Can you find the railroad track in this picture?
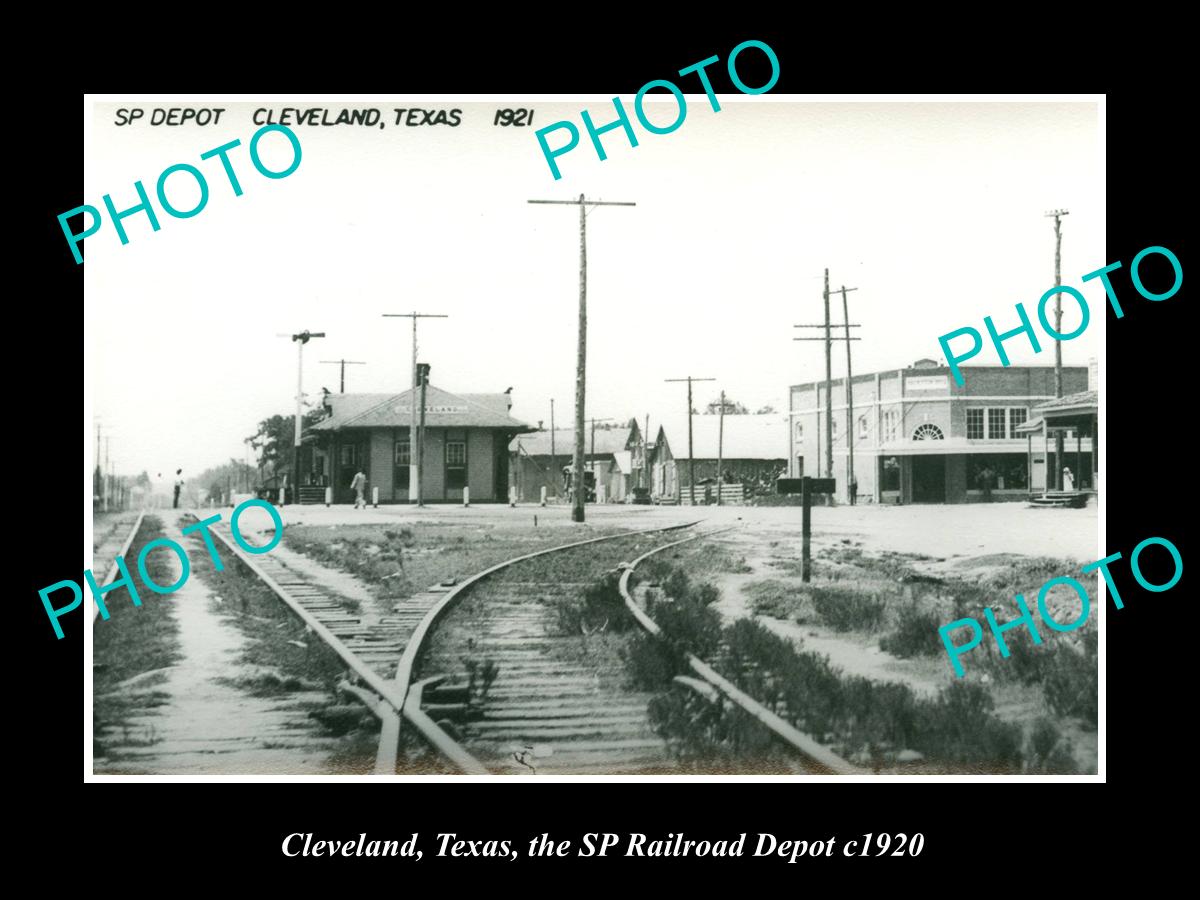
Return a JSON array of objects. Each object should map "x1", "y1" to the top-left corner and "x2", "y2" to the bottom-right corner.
[
  {"x1": 193, "y1": 512, "x2": 858, "y2": 776},
  {"x1": 191, "y1": 512, "x2": 702, "y2": 774},
  {"x1": 410, "y1": 528, "x2": 700, "y2": 775},
  {"x1": 92, "y1": 510, "x2": 146, "y2": 621}
]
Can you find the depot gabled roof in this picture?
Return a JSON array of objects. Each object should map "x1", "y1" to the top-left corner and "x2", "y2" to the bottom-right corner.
[{"x1": 311, "y1": 384, "x2": 534, "y2": 432}]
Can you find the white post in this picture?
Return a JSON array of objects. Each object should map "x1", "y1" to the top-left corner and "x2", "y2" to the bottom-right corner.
[
  {"x1": 280, "y1": 486, "x2": 287, "y2": 506},
  {"x1": 463, "y1": 486, "x2": 470, "y2": 507},
  {"x1": 509, "y1": 485, "x2": 517, "y2": 507},
  {"x1": 540, "y1": 486, "x2": 547, "y2": 507},
  {"x1": 372, "y1": 486, "x2": 379, "y2": 508},
  {"x1": 325, "y1": 486, "x2": 332, "y2": 507}
]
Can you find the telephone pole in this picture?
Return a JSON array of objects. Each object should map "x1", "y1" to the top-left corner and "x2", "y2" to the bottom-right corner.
[
  {"x1": 528, "y1": 194, "x2": 636, "y2": 523},
  {"x1": 416, "y1": 363, "x2": 431, "y2": 506},
  {"x1": 1045, "y1": 209, "x2": 1069, "y2": 491},
  {"x1": 835, "y1": 286, "x2": 859, "y2": 503},
  {"x1": 794, "y1": 271, "x2": 861, "y2": 486},
  {"x1": 383, "y1": 312, "x2": 448, "y2": 503},
  {"x1": 665, "y1": 376, "x2": 715, "y2": 505},
  {"x1": 716, "y1": 390, "x2": 725, "y2": 506},
  {"x1": 319, "y1": 359, "x2": 366, "y2": 394},
  {"x1": 281, "y1": 329, "x2": 325, "y2": 504},
  {"x1": 550, "y1": 398, "x2": 557, "y2": 498}
]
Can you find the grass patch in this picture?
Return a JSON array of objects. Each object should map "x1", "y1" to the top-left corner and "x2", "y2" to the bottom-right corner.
[
  {"x1": 745, "y1": 579, "x2": 805, "y2": 621},
  {"x1": 215, "y1": 673, "x2": 312, "y2": 697},
  {"x1": 551, "y1": 572, "x2": 635, "y2": 636},
  {"x1": 634, "y1": 562, "x2": 1086, "y2": 773},
  {"x1": 285, "y1": 522, "x2": 617, "y2": 600},
  {"x1": 879, "y1": 607, "x2": 945, "y2": 658},
  {"x1": 94, "y1": 516, "x2": 183, "y2": 760}
]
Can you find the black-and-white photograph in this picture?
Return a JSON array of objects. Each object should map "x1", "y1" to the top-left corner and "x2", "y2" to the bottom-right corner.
[{"x1": 84, "y1": 94, "x2": 1103, "y2": 778}]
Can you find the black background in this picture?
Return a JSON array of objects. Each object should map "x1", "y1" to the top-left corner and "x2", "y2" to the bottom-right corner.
[{"x1": 22, "y1": 25, "x2": 1183, "y2": 883}]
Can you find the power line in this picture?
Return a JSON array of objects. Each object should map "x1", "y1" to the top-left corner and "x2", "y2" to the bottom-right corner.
[{"x1": 319, "y1": 359, "x2": 366, "y2": 394}]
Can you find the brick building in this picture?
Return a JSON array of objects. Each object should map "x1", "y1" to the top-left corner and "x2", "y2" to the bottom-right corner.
[{"x1": 788, "y1": 359, "x2": 1094, "y2": 504}]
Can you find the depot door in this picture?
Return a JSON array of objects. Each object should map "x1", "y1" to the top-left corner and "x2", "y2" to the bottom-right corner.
[
  {"x1": 912, "y1": 455, "x2": 946, "y2": 503},
  {"x1": 335, "y1": 439, "x2": 368, "y2": 503}
]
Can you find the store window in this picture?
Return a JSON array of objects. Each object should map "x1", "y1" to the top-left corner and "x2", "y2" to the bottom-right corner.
[
  {"x1": 883, "y1": 410, "x2": 899, "y2": 443},
  {"x1": 967, "y1": 408, "x2": 985, "y2": 440},
  {"x1": 987, "y1": 408, "x2": 1007, "y2": 440},
  {"x1": 1009, "y1": 408, "x2": 1027, "y2": 434}
]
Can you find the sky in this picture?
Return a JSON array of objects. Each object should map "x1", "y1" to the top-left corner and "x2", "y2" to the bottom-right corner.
[{"x1": 85, "y1": 96, "x2": 1102, "y2": 481}]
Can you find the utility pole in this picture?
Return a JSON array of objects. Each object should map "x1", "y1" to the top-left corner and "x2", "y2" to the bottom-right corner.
[
  {"x1": 794, "y1": 272, "x2": 861, "y2": 489},
  {"x1": 644, "y1": 413, "x2": 650, "y2": 490},
  {"x1": 665, "y1": 376, "x2": 715, "y2": 506},
  {"x1": 383, "y1": 312, "x2": 449, "y2": 503},
  {"x1": 280, "y1": 329, "x2": 325, "y2": 504},
  {"x1": 319, "y1": 359, "x2": 366, "y2": 394},
  {"x1": 834, "y1": 285, "x2": 859, "y2": 504},
  {"x1": 104, "y1": 435, "x2": 111, "y2": 511},
  {"x1": 549, "y1": 399, "x2": 557, "y2": 498},
  {"x1": 716, "y1": 390, "x2": 725, "y2": 506},
  {"x1": 416, "y1": 362, "x2": 430, "y2": 506},
  {"x1": 528, "y1": 194, "x2": 636, "y2": 523},
  {"x1": 1045, "y1": 209, "x2": 1070, "y2": 491}
]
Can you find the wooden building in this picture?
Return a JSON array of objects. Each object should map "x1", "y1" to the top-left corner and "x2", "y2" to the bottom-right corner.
[
  {"x1": 652, "y1": 414, "x2": 788, "y2": 504},
  {"x1": 307, "y1": 384, "x2": 534, "y2": 504},
  {"x1": 510, "y1": 419, "x2": 647, "y2": 503},
  {"x1": 1015, "y1": 390, "x2": 1098, "y2": 497}
]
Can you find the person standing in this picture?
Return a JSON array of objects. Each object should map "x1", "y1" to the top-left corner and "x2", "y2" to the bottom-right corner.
[
  {"x1": 1063, "y1": 467, "x2": 1075, "y2": 492},
  {"x1": 351, "y1": 468, "x2": 367, "y2": 509},
  {"x1": 849, "y1": 474, "x2": 858, "y2": 506},
  {"x1": 173, "y1": 469, "x2": 184, "y2": 509}
]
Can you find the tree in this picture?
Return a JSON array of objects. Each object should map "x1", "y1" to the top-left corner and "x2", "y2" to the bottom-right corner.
[
  {"x1": 755, "y1": 404, "x2": 777, "y2": 414},
  {"x1": 246, "y1": 407, "x2": 328, "y2": 481},
  {"x1": 704, "y1": 397, "x2": 749, "y2": 415}
]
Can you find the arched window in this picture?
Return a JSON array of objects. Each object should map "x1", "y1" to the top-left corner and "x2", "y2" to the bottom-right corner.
[
  {"x1": 795, "y1": 421, "x2": 804, "y2": 440},
  {"x1": 858, "y1": 415, "x2": 869, "y2": 439},
  {"x1": 912, "y1": 423, "x2": 945, "y2": 441}
]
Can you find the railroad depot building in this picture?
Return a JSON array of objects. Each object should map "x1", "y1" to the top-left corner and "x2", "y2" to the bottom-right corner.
[
  {"x1": 788, "y1": 360, "x2": 1094, "y2": 504},
  {"x1": 307, "y1": 384, "x2": 534, "y2": 504}
]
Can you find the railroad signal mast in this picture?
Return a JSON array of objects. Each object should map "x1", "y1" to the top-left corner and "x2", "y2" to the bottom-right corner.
[
  {"x1": 383, "y1": 311, "x2": 449, "y2": 504},
  {"x1": 280, "y1": 329, "x2": 325, "y2": 505}
]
